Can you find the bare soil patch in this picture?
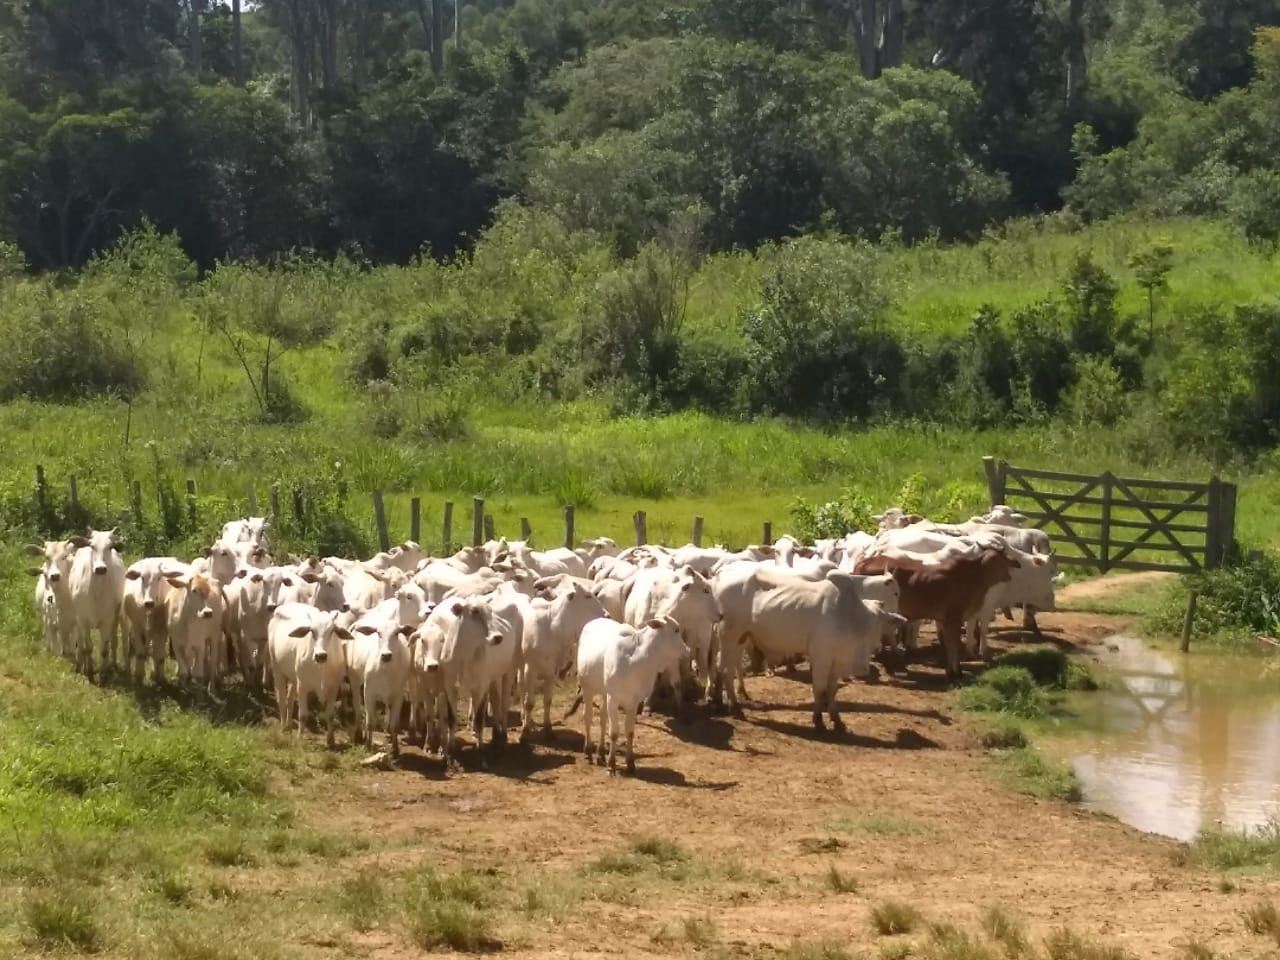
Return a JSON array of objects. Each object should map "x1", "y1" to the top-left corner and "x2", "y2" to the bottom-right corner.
[{"x1": 272, "y1": 606, "x2": 1280, "y2": 959}]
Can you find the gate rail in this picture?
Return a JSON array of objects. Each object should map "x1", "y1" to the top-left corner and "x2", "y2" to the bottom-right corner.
[{"x1": 983, "y1": 457, "x2": 1236, "y2": 573}]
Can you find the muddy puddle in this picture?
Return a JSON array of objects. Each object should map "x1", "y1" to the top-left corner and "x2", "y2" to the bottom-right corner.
[{"x1": 1058, "y1": 634, "x2": 1280, "y2": 841}]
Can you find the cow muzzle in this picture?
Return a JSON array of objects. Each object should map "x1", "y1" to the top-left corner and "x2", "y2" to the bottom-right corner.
[
  {"x1": 488, "y1": 633, "x2": 504, "y2": 646},
  {"x1": 197, "y1": 609, "x2": 214, "y2": 620},
  {"x1": 93, "y1": 565, "x2": 108, "y2": 576},
  {"x1": 380, "y1": 651, "x2": 393, "y2": 663},
  {"x1": 266, "y1": 603, "x2": 278, "y2": 613},
  {"x1": 313, "y1": 652, "x2": 328, "y2": 664},
  {"x1": 47, "y1": 572, "x2": 61, "y2": 583},
  {"x1": 425, "y1": 662, "x2": 440, "y2": 673},
  {"x1": 143, "y1": 599, "x2": 155, "y2": 610}
]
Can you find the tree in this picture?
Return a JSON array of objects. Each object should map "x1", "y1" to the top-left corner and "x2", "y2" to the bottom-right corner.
[{"x1": 1127, "y1": 240, "x2": 1174, "y2": 342}]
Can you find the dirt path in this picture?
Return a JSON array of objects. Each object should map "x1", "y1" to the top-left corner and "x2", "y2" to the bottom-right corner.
[
  {"x1": 1057, "y1": 570, "x2": 1176, "y2": 606},
  {"x1": 290, "y1": 606, "x2": 1279, "y2": 960}
]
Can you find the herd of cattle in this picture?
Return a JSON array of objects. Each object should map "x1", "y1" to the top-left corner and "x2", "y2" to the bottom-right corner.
[{"x1": 22, "y1": 505, "x2": 1059, "y2": 775}]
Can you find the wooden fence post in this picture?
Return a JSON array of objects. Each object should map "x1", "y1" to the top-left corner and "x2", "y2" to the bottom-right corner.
[
  {"x1": 472, "y1": 497, "x2": 484, "y2": 547},
  {"x1": 1100, "y1": 471, "x2": 1113, "y2": 574},
  {"x1": 1205, "y1": 476, "x2": 1223, "y2": 570},
  {"x1": 68, "y1": 475, "x2": 79, "y2": 522},
  {"x1": 410, "y1": 497, "x2": 421, "y2": 545},
  {"x1": 982, "y1": 456, "x2": 1002, "y2": 508},
  {"x1": 1181, "y1": 589, "x2": 1199, "y2": 653},
  {"x1": 563, "y1": 505, "x2": 575, "y2": 549},
  {"x1": 269, "y1": 486, "x2": 281, "y2": 522},
  {"x1": 1221, "y1": 482, "x2": 1238, "y2": 564},
  {"x1": 762, "y1": 521, "x2": 772, "y2": 545},
  {"x1": 484, "y1": 514, "x2": 495, "y2": 542},
  {"x1": 692, "y1": 516, "x2": 704, "y2": 547},
  {"x1": 372, "y1": 491, "x2": 390, "y2": 552},
  {"x1": 247, "y1": 484, "x2": 258, "y2": 515},
  {"x1": 633, "y1": 510, "x2": 647, "y2": 546},
  {"x1": 442, "y1": 501, "x2": 454, "y2": 554},
  {"x1": 186, "y1": 479, "x2": 198, "y2": 530},
  {"x1": 520, "y1": 517, "x2": 531, "y2": 542},
  {"x1": 35, "y1": 464, "x2": 47, "y2": 529},
  {"x1": 131, "y1": 480, "x2": 144, "y2": 527},
  {"x1": 291, "y1": 487, "x2": 305, "y2": 527}
]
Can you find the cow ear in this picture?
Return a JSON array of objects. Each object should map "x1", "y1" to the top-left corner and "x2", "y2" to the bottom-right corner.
[
  {"x1": 450, "y1": 601, "x2": 464, "y2": 616},
  {"x1": 125, "y1": 569, "x2": 142, "y2": 580},
  {"x1": 681, "y1": 581, "x2": 692, "y2": 592},
  {"x1": 907, "y1": 514, "x2": 924, "y2": 524},
  {"x1": 23, "y1": 544, "x2": 45, "y2": 556},
  {"x1": 251, "y1": 573, "x2": 263, "y2": 583},
  {"x1": 334, "y1": 627, "x2": 354, "y2": 641},
  {"x1": 300, "y1": 571, "x2": 320, "y2": 583},
  {"x1": 67, "y1": 536, "x2": 90, "y2": 549},
  {"x1": 281, "y1": 577, "x2": 293, "y2": 587},
  {"x1": 26, "y1": 567, "x2": 42, "y2": 577},
  {"x1": 288, "y1": 625, "x2": 311, "y2": 638},
  {"x1": 644, "y1": 619, "x2": 665, "y2": 629},
  {"x1": 354, "y1": 624, "x2": 378, "y2": 635},
  {"x1": 399, "y1": 624, "x2": 414, "y2": 637},
  {"x1": 165, "y1": 575, "x2": 190, "y2": 589}
]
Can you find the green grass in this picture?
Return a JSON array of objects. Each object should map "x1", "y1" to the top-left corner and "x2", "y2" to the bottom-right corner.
[
  {"x1": 826, "y1": 814, "x2": 930, "y2": 837},
  {"x1": 980, "y1": 906, "x2": 1030, "y2": 958},
  {"x1": 991, "y1": 747, "x2": 1083, "y2": 803},
  {"x1": 403, "y1": 867, "x2": 499, "y2": 952},
  {"x1": 957, "y1": 667, "x2": 1054, "y2": 719},
  {"x1": 871, "y1": 901, "x2": 924, "y2": 936},
  {"x1": 337, "y1": 870, "x2": 384, "y2": 932},
  {"x1": 1183, "y1": 818, "x2": 1280, "y2": 871},
  {"x1": 975, "y1": 717, "x2": 1029, "y2": 750},
  {"x1": 23, "y1": 888, "x2": 102, "y2": 953}
]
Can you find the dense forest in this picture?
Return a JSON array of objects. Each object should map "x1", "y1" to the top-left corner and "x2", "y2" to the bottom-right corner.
[{"x1": 1, "y1": 0, "x2": 1279, "y2": 268}]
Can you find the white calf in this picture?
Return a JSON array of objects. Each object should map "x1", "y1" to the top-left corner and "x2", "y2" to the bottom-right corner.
[
  {"x1": 68, "y1": 529, "x2": 126, "y2": 678},
  {"x1": 268, "y1": 603, "x2": 354, "y2": 748},
  {"x1": 122, "y1": 557, "x2": 179, "y2": 683}
]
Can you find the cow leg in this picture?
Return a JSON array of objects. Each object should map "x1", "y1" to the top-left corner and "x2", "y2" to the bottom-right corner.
[
  {"x1": 541, "y1": 677, "x2": 555, "y2": 740},
  {"x1": 1002, "y1": 606, "x2": 1014, "y2": 621},
  {"x1": 1023, "y1": 605, "x2": 1040, "y2": 634},
  {"x1": 582, "y1": 693, "x2": 594, "y2": 761},
  {"x1": 605, "y1": 694, "x2": 620, "y2": 775},
  {"x1": 942, "y1": 618, "x2": 963, "y2": 680},
  {"x1": 810, "y1": 658, "x2": 828, "y2": 732},
  {"x1": 388, "y1": 696, "x2": 402, "y2": 758},
  {"x1": 350, "y1": 681, "x2": 365, "y2": 746},
  {"x1": 323, "y1": 692, "x2": 337, "y2": 750},
  {"x1": 597, "y1": 695, "x2": 608, "y2": 765},
  {"x1": 295, "y1": 685, "x2": 307, "y2": 737},
  {"x1": 624, "y1": 706, "x2": 637, "y2": 776},
  {"x1": 826, "y1": 671, "x2": 844, "y2": 732}
]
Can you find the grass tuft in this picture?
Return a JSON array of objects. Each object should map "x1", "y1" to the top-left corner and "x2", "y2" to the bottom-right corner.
[
  {"x1": 980, "y1": 906, "x2": 1029, "y2": 957},
  {"x1": 1241, "y1": 901, "x2": 1280, "y2": 939},
  {"x1": 825, "y1": 864, "x2": 859, "y2": 894},
  {"x1": 203, "y1": 833, "x2": 257, "y2": 868},
  {"x1": 958, "y1": 667, "x2": 1052, "y2": 719},
  {"x1": 799, "y1": 837, "x2": 846, "y2": 855},
  {"x1": 631, "y1": 836, "x2": 689, "y2": 864},
  {"x1": 879, "y1": 944, "x2": 913, "y2": 960},
  {"x1": 993, "y1": 747, "x2": 1082, "y2": 802},
  {"x1": 1043, "y1": 927, "x2": 1136, "y2": 960},
  {"x1": 337, "y1": 870, "x2": 384, "y2": 932},
  {"x1": 24, "y1": 888, "x2": 102, "y2": 953},
  {"x1": 1175, "y1": 939, "x2": 1215, "y2": 960},
  {"x1": 147, "y1": 867, "x2": 194, "y2": 906},
  {"x1": 778, "y1": 942, "x2": 857, "y2": 960},
  {"x1": 922, "y1": 923, "x2": 996, "y2": 960},
  {"x1": 871, "y1": 900, "x2": 924, "y2": 936},
  {"x1": 827, "y1": 814, "x2": 927, "y2": 837},
  {"x1": 406, "y1": 900, "x2": 497, "y2": 952},
  {"x1": 976, "y1": 717, "x2": 1029, "y2": 750}
]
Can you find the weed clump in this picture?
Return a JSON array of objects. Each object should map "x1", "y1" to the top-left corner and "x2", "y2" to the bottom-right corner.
[
  {"x1": 871, "y1": 900, "x2": 924, "y2": 936},
  {"x1": 958, "y1": 667, "x2": 1051, "y2": 719},
  {"x1": 825, "y1": 864, "x2": 859, "y2": 893},
  {"x1": 24, "y1": 888, "x2": 102, "y2": 953}
]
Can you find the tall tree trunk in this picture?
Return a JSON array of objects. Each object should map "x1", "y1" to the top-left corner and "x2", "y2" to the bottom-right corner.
[
  {"x1": 881, "y1": 0, "x2": 903, "y2": 70},
  {"x1": 353, "y1": 0, "x2": 368, "y2": 90},
  {"x1": 1065, "y1": 0, "x2": 1087, "y2": 113},
  {"x1": 852, "y1": 0, "x2": 878, "y2": 79},
  {"x1": 320, "y1": 0, "x2": 339, "y2": 92},
  {"x1": 430, "y1": 0, "x2": 444, "y2": 75},
  {"x1": 287, "y1": 0, "x2": 311, "y2": 123},
  {"x1": 189, "y1": 0, "x2": 202, "y2": 75},
  {"x1": 232, "y1": 0, "x2": 243, "y2": 84},
  {"x1": 453, "y1": 0, "x2": 461, "y2": 50}
]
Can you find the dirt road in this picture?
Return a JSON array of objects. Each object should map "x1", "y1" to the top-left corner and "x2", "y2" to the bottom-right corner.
[{"x1": 293, "y1": 601, "x2": 1277, "y2": 959}]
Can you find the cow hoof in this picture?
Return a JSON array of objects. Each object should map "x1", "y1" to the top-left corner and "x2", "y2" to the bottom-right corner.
[
  {"x1": 626, "y1": 759, "x2": 636, "y2": 776},
  {"x1": 831, "y1": 717, "x2": 847, "y2": 733},
  {"x1": 812, "y1": 713, "x2": 826, "y2": 732}
]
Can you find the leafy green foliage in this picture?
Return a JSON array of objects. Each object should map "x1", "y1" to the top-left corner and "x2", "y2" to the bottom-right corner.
[
  {"x1": 1151, "y1": 552, "x2": 1280, "y2": 642},
  {"x1": 957, "y1": 667, "x2": 1052, "y2": 720}
]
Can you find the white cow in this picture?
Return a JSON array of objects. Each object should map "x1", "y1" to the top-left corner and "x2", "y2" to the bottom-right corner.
[
  {"x1": 364, "y1": 541, "x2": 427, "y2": 574},
  {"x1": 220, "y1": 516, "x2": 272, "y2": 553},
  {"x1": 164, "y1": 571, "x2": 226, "y2": 689},
  {"x1": 713, "y1": 566, "x2": 905, "y2": 727},
  {"x1": 429, "y1": 596, "x2": 508, "y2": 768},
  {"x1": 67, "y1": 529, "x2": 127, "y2": 678},
  {"x1": 519, "y1": 585, "x2": 608, "y2": 740},
  {"x1": 592, "y1": 577, "x2": 634, "y2": 621},
  {"x1": 574, "y1": 616, "x2": 689, "y2": 775},
  {"x1": 268, "y1": 603, "x2": 354, "y2": 748},
  {"x1": 234, "y1": 566, "x2": 306, "y2": 686},
  {"x1": 503, "y1": 541, "x2": 589, "y2": 579},
  {"x1": 624, "y1": 566, "x2": 723, "y2": 707},
  {"x1": 24, "y1": 539, "x2": 75, "y2": 657},
  {"x1": 122, "y1": 557, "x2": 179, "y2": 683},
  {"x1": 347, "y1": 612, "x2": 414, "y2": 757}
]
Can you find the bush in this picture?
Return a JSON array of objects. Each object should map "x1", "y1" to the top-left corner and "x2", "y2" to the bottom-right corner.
[
  {"x1": 1229, "y1": 169, "x2": 1280, "y2": 246},
  {"x1": 870, "y1": 900, "x2": 923, "y2": 936},
  {"x1": 1064, "y1": 356, "x2": 1127, "y2": 426},
  {"x1": 789, "y1": 489, "x2": 875, "y2": 542},
  {"x1": 0, "y1": 291, "x2": 140, "y2": 403},
  {"x1": 1150, "y1": 553, "x2": 1280, "y2": 642},
  {"x1": 742, "y1": 236, "x2": 894, "y2": 421}
]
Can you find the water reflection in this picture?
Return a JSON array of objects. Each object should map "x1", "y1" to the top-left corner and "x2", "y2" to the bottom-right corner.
[{"x1": 1063, "y1": 635, "x2": 1280, "y2": 841}]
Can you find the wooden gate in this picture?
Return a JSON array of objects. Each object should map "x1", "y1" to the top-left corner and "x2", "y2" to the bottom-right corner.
[{"x1": 982, "y1": 457, "x2": 1237, "y2": 573}]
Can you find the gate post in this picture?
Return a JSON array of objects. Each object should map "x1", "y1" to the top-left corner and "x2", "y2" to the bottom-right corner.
[
  {"x1": 1205, "y1": 476, "x2": 1223, "y2": 570},
  {"x1": 1100, "y1": 471, "x2": 1113, "y2": 574},
  {"x1": 982, "y1": 456, "x2": 1003, "y2": 508}
]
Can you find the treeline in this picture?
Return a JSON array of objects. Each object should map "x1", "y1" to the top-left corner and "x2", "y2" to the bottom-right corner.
[{"x1": 1, "y1": 0, "x2": 1279, "y2": 268}]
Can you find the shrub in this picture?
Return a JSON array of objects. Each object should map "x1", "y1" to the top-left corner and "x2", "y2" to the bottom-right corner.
[
  {"x1": 977, "y1": 717, "x2": 1028, "y2": 750},
  {"x1": 981, "y1": 906, "x2": 1030, "y2": 957},
  {"x1": 1229, "y1": 169, "x2": 1280, "y2": 246},
  {"x1": 1150, "y1": 553, "x2": 1280, "y2": 642},
  {"x1": 1064, "y1": 357, "x2": 1127, "y2": 426},
  {"x1": 339, "y1": 871, "x2": 384, "y2": 932},
  {"x1": 789, "y1": 489, "x2": 875, "y2": 541},
  {"x1": 0, "y1": 291, "x2": 140, "y2": 403},
  {"x1": 825, "y1": 864, "x2": 859, "y2": 894},
  {"x1": 1241, "y1": 900, "x2": 1280, "y2": 938},
  {"x1": 870, "y1": 900, "x2": 923, "y2": 936},
  {"x1": 1186, "y1": 818, "x2": 1280, "y2": 871}
]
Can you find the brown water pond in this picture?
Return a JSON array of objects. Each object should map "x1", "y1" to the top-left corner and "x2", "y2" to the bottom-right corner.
[{"x1": 1056, "y1": 635, "x2": 1280, "y2": 841}]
